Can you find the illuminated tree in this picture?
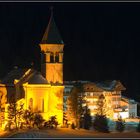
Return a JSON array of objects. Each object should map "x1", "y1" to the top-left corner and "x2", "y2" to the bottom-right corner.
[
  {"x1": 0, "y1": 91, "x2": 6, "y2": 128},
  {"x1": 16, "y1": 103, "x2": 24, "y2": 129},
  {"x1": 93, "y1": 94, "x2": 109, "y2": 133},
  {"x1": 6, "y1": 102, "x2": 24, "y2": 130},
  {"x1": 63, "y1": 112, "x2": 68, "y2": 127},
  {"x1": 23, "y1": 108, "x2": 34, "y2": 128},
  {"x1": 68, "y1": 84, "x2": 83, "y2": 128},
  {"x1": 96, "y1": 94, "x2": 107, "y2": 116},
  {"x1": 6, "y1": 102, "x2": 18, "y2": 130}
]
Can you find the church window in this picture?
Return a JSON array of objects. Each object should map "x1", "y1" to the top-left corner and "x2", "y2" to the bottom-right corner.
[
  {"x1": 55, "y1": 52, "x2": 59, "y2": 62},
  {"x1": 50, "y1": 52, "x2": 54, "y2": 63},
  {"x1": 29, "y1": 98, "x2": 33, "y2": 111},
  {"x1": 38, "y1": 98, "x2": 44, "y2": 112}
]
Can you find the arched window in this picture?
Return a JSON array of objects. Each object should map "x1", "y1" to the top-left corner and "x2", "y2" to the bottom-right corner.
[
  {"x1": 38, "y1": 98, "x2": 44, "y2": 112},
  {"x1": 42, "y1": 99, "x2": 44, "y2": 112},
  {"x1": 50, "y1": 52, "x2": 54, "y2": 63},
  {"x1": 55, "y1": 52, "x2": 59, "y2": 62},
  {"x1": 29, "y1": 98, "x2": 33, "y2": 111}
]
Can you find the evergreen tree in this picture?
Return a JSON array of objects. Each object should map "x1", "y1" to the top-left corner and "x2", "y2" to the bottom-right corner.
[
  {"x1": 63, "y1": 112, "x2": 68, "y2": 127},
  {"x1": 68, "y1": 84, "x2": 83, "y2": 128},
  {"x1": 96, "y1": 94, "x2": 107, "y2": 116},
  {"x1": 23, "y1": 108, "x2": 34, "y2": 128},
  {"x1": 83, "y1": 106, "x2": 92, "y2": 130},
  {"x1": 93, "y1": 114, "x2": 109, "y2": 132},
  {"x1": 16, "y1": 103, "x2": 24, "y2": 129},
  {"x1": 136, "y1": 121, "x2": 140, "y2": 132},
  {"x1": 93, "y1": 94, "x2": 109, "y2": 133},
  {"x1": 6, "y1": 102, "x2": 24, "y2": 130},
  {"x1": 7, "y1": 102, "x2": 18, "y2": 130},
  {"x1": 115, "y1": 117, "x2": 125, "y2": 132}
]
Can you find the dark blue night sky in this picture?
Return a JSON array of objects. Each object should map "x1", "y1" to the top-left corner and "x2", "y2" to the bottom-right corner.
[{"x1": 0, "y1": 2, "x2": 140, "y2": 101}]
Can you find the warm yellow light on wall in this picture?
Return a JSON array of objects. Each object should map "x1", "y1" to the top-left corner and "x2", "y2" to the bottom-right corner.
[{"x1": 93, "y1": 98, "x2": 98, "y2": 101}]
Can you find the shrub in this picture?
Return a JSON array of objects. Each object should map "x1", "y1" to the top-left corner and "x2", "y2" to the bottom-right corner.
[
  {"x1": 93, "y1": 114, "x2": 109, "y2": 133},
  {"x1": 115, "y1": 118, "x2": 125, "y2": 132},
  {"x1": 33, "y1": 113, "x2": 45, "y2": 129},
  {"x1": 136, "y1": 121, "x2": 140, "y2": 132}
]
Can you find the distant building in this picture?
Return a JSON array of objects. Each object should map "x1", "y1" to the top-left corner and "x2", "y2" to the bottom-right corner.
[
  {"x1": 63, "y1": 84, "x2": 74, "y2": 112},
  {"x1": 64, "y1": 80, "x2": 138, "y2": 122},
  {"x1": 63, "y1": 81, "x2": 89, "y2": 124},
  {"x1": 120, "y1": 96, "x2": 138, "y2": 119}
]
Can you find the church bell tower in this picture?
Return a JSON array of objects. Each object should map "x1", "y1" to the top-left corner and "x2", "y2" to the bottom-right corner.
[{"x1": 39, "y1": 9, "x2": 64, "y2": 84}]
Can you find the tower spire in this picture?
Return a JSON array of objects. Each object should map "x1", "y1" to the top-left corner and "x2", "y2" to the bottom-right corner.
[
  {"x1": 50, "y1": 6, "x2": 53, "y2": 18},
  {"x1": 40, "y1": 7, "x2": 64, "y2": 84},
  {"x1": 40, "y1": 6, "x2": 64, "y2": 44}
]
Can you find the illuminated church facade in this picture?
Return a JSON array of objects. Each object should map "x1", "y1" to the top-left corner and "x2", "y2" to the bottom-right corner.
[{"x1": 0, "y1": 12, "x2": 64, "y2": 127}]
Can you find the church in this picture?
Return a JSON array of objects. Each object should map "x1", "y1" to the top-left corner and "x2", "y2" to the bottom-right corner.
[{"x1": 0, "y1": 12, "x2": 64, "y2": 128}]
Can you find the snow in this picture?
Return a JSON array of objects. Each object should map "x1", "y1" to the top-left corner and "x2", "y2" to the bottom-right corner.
[
  {"x1": 0, "y1": 128, "x2": 139, "y2": 138},
  {"x1": 9, "y1": 132, "x2": 41, "y2": 138}
]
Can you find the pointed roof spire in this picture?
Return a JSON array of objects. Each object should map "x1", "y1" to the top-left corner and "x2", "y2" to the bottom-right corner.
[
  {"x1": 40, "y1": 7, "x2": 64, "y2": 44},
  {"x1": 50, "y1": 6, "x2": 53, "y2": 17}
]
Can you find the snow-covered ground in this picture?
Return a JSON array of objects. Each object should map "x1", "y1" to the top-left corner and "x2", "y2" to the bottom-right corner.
[{"x1": 0, "y1": 128, "x2": 140, "y2": 138}]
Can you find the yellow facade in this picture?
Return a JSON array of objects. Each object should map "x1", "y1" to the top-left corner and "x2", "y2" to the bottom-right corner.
[
  {"x1": 0, "y1": 13, "x2": 65, "y2": 129},
  {"x1": 38, "y1": 13, "x2": 64, "y2": 125},
  {"x1": 22, "y1": 84, "x2": 64, "y2": 125},
  {"x1": 40, "y1": 44, "x2": 64, "y2": 84},
  {"x1": 41, "y1": 63, "x2": 63, "y2": 84}
]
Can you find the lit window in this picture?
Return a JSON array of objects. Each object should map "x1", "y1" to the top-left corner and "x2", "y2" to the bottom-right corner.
[
  {"x1": 29, "y1": 98, "x2": 33, "y2": 111},
  {"x1": 50, "y1": 52, "x2": 54, "y2": 63},
  {"x1": 87, "y1": 92, "x2": 90, "y2": 96},
  {"x1": 90, "y1": 92, "x2": 93, "y2": 96},
  {"x1": 93, "y1": 98, "x2": 98, "y2": 101},
  {"x1": 38, "y1": 98, "x2": 44, "y2": 112}
]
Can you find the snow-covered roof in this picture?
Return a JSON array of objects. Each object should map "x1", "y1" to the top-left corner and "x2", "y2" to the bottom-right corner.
[
  {"x1": 83, "y1": 80, "x2": 125, "y2": 91},
  {"x1": 2, "y1": 67, "x2": 29, "y2": 84},
  {"x1": 27, "y1": 72, "x2": 48, "y2": 84},
  {"x1": 95, "y1": 80, "x2": 116, "y2": 90},
  {"x1": 95, "y1": 80, "x2": 125, "y2": 91},
  {"x1": 1, "y1": 68, "x2": 48, "y2": 85},
  {"x1": 64, "y1": 80, "x2": 125, "y2": 91},
  {"x1": 64, "y1": 80, "x2": 90, "y2": 85},
  {"x1": 122, "y1": 96, "x2": 138, "y2": 104}
]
